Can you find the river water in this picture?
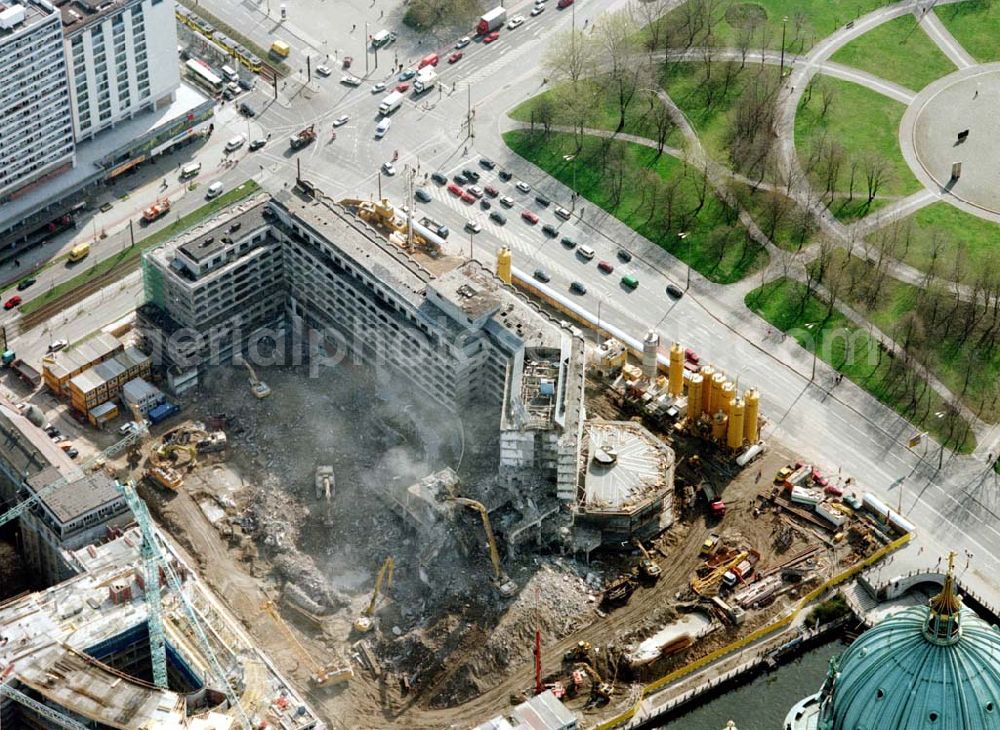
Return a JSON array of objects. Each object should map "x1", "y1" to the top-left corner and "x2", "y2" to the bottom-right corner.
[{"x1": 651, "y1": 640, "x2": 844, "y2": 730}]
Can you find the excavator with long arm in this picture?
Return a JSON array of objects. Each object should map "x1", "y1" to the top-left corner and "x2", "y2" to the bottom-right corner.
[
  {"x1": 262, "y1": 600, "x2": 353, "y2": 686},
  {"x1": 450, "y1": 497, "x2": 518, "y2": 597},
  {"x1": 354, "y1": 557, "x2": 394, "y2": 633}
]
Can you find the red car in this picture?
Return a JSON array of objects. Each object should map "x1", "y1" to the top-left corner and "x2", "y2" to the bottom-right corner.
[
  {"x1": 557, "y1": 0, "x2": 574, "y2": 7},
  {"x1": 447, "y1": 183, "x2": 463, "y2": 196},
  {"x1": 3, "y1": 295, "x2": 22, "y2": 310},
  {"x1": 597, "y1": 260, "x2": 614, "y2": 274},
  {"x1": 396, "y1": 83, "x2": 410, "y2": 92},
  {"x1": 448, "y1": 51, "x2": 463, "y2": 64},
  {"x1": 461, "y1": 191, "x2": 476, "y2": 204},
  {"x1": 824, "y1": 484, "x2": 844, "y2": 497},
  {"x1": 521, "y1": 210, "x2": 539, "y2": 224},
  {"x1": 484, "y1": 31, "x2": 500, "y2": 43},
  {"x1": 484, "y1": 185, "x2": 499, "y2": 197}
]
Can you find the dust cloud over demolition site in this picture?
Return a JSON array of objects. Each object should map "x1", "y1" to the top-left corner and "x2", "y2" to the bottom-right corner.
[{"x1": 0, "y1": 185, "x2": 908, "y2": 730}]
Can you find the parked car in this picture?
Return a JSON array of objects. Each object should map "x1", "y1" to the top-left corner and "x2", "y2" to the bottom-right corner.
[
  {"x1": 480, "y1": 199, "x2": 492, "y2": 210},
  {"x1": 332, "y1": 114, "x2": 350, "y2": 126},
  {"x1": 315, "y1": 64, "x2": 332, "y2": 77},
  {"x1": 4, "y1": 295, "x2": 22, "y2": 310},
  {"x1": 44, "y1": 425, "x2": 59, "y2": 437},
  {"x1": 516, "y1": 181, "x2": 531, "y2": 193},
  {"x1": 542, "y1": 223, "x2": 558, "y2": 237},
  {"x1": 484, "y1": 185, "x2": 499, "y2": 197},
  {"x1": 617, "y1": 249, "x2": 633, "y2": 262},
  {"x1": 448, "y1": 51, "x2": 463, "y2": 64},
  {"x1": 499, "y1": 195, "x2": 515, "y2": 207},
  {"x1": 447, "y1": 182, "x2": 463, "y2": 196},
  {"x1": 666, "y1": 283, "x2": 684, "y2": 299},
  {"x1": 490, "y1": 211, "x2": 507, "y2": 224},
  {"x1": 561, "y1": 236, "x2": 577, "y2": 248},
  {"x1": 534, "y1": 268, "x2": 552, "y2": 282},
  {"x1": 249, "y1": 138, "x2": 267, "y2": 151},
  {"x1": 479, "y1": 158, "x2": 496, "y2": 170},
  {"x1": 16, "y1": 278, "x2": 36, "y2": 291},
  {"x1": 224, "y1": 134, "x2": 246, "y2": 152},
  {"x1": 521, "y1": 210, "x2": 539, "y2": 224},
  {"x1": 461, "y1": 191, "x2": 476, "y2": 204},
  {"x1": 465, "y1": 221, "x2": 482, "y2": 234},
  {"x1": 66, "y1": 447, "x2": 79, "y2": 459},
  {"x1": 597, "y1": 260, "x2": 614, "y2": 274},
  {"x1": 382, "y1": 161, "x2": 396, "y2": 175},
  {"x1": 48, "y1": 338, "x2": 68, "y2": 352},
  {"x1": 462, "y1": 168, "x2": 480, "y2": 182},
  {"x1": 569, "y1": 281, "x2": 587, "y2": 295},
  {"x1": 415, "y1": 188, "x2": 432, "y2": 203},
  {"x1": 431, "y1": 172, "x2": 448, "y2": 185},
  {"x1": 535, "y1": 194, "x2": 551, "y2": 207},
  {"x1": 554, "y1": 206, "x2": 571, "y2": 220},
  {"x1": 621, "y1": 274, "x2": 639, "y2": 290},
  {"x1": 454, "y1": 172, "x2": 470, "y2": 185},
  {"x1": 239, "y1": 101, "x2": 256, "y2": 116},
  {"x1": 499, "y1": 169, "x2": 513, "y2": 181},
  {"x1": 467, "y1": 185, "x2": 484, "y2": 198}
]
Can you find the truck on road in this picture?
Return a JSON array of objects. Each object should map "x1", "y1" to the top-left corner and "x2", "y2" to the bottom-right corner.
[
  {"x1": 477, "y1": 6, "x2": 506, "y2": 34},
  {"x1": 378, "y1": 90, "x2": 405, "y2": 115},
  {"x1": 142, "y1": 198, "x2": 171, "y2": 224},
  {"x1": 290, "y1": 124, "x2": 316, "y2": 150},
  {"x1": 413, "y1": 68, "x2": 437, "y2": 94}
]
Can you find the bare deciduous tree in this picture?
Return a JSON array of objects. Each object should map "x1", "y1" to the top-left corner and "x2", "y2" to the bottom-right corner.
[{"x1": 596, "y1": 10, "x2": 651, "y2": 133}]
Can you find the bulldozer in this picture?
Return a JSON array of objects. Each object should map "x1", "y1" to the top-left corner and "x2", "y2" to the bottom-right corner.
[
  {"x1": 354, "y1": 556, "x2": 393, "y2": 633},
  {"x1": 450, "y1": 497, "x2": 517, "y2": 597}
]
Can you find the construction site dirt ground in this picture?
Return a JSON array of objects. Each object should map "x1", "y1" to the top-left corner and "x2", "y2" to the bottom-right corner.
[{"x1": 119, "y1": 361, "x2": 874, "y2": 729}]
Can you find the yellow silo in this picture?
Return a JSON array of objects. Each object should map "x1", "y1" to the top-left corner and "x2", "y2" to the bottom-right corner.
[
  {"x1": 727, "y1": 398, "x2": 745, "y2": 450},
  {"x1": 709, "y1": 372, "x2": 726, "y2": 413},
  {"x1": 496, "y1": 246, "x2": 512, "y2": 284},
  {"x1": 744, "y1": 388, "x2": 760, "y2": 443},
  {"x1": 687, "y1": 374, "x2": 704, "y2": 420},
  {"x1": 712, "y1": 410, "x2": 728, "y2": 442},
  {"x1": 668, "y1": 342, "x2": 684, "y2": 396},
  {"x1": 699, "y1": 365, "x2": 715, "y2": 412},
  {"x1": 720, "y1": 381, "x2": 736, "y2": 415}
]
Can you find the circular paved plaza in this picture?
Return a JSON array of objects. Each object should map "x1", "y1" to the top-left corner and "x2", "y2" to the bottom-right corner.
[{"x1": 903, "y1": 63, "x2": 1000, "y2": 214}]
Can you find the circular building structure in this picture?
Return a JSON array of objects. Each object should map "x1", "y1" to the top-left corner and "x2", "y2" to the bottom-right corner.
[{"x1": 785, "y1": 561, "x2": 1000, "y2": 730}]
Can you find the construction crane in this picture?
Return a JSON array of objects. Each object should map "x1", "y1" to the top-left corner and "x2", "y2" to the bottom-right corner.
[
  {"x1": 244, "y1": 361, "x2": 271, "y2": 399},
  {"x1": 573, "y1": 663, "x2": 613, "y2": 703},
  {"x1": 353, "y1": 556, "x2": 394, "y2": 633},
  {"x1": 449, "y1": 497, "x2": 518, "y2": 597},
  {"x1": 0, "y1": 424, "x2": 147, "y2": 530},
  {"x1": 116, "y1": 480, "x2": 253, "y2": 729},
  {"x1": 261, "y1": 600, "x2": 353, "y2": 686},
  {"x1": 0, "y1": 682, "x2": 89, "y2": 729},
  {"x1": 633, "y1": 538, "x2": 662, "y2": 581}
]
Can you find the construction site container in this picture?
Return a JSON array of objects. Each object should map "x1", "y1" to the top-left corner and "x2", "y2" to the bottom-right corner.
[
  {"x1": 815, "y1": 501, "x2": 847, "y2": 528},
  {"x1": 709, "y1": 372, "x2": 726, "y2": 413},
  {"x1": 727, "y1": 398, "x2": 745, "y2": 450},
  {"x1": 744, "y1": 388, "x2": 760, "y2": 442},
  {"x1": 642, "y1": 331, "x2": 659, "y2": 380},
  {"x1": 687, "y1": 374, "x2": 704, "y2": 420},
  {"x1": 785, "y1": 464, "x2": 812, "y2": 489},
  {"x1": 496, "y1": 246, "x2": 512, "y2": 284},
  {"x1": 711, "y1": 410, "x2": 727, "y2": 442},
  {"x1": 668, "y1": 342, "x2": 684, "y2": 396},
  {"x1": 699, "y1": 365, "x2": 714, "y2": 412},
  {"x1": 720, "y1": 382, "x2": 736, "y2": 415},
  {"x1": 862, "y1": 492, "x2": 915, "y2": 535},
  {"x1": 735, "y1": 441, "x2": 766, "y2": 467},
  {"x1": 790, "y1": 486, "x2": 822, "y2": 506}
]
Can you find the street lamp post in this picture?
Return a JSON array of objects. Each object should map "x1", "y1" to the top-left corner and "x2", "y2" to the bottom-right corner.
[
  {"x1": 780, "y1": 16, "x2": 789, "y2": 77},
  {"x1": 679, "y1": 231, "x2": 690, "y2": 289}
]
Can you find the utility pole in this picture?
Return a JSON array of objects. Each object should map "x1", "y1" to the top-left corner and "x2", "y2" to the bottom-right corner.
[
  {"x1": 467, "y1": 84, "x2": 474, "y2": 140},
  {"x1": 365, "y1": 21, "x2": 369, "y2": 75},
  {"x1": 779, "y1": 16, "x2": 789, "y2": 77},
  {"x1": 128, "y1": 218, "x2": 135, "y2": 248},
  {"x1": 377, "y1": 171, "x2": 382, "y2": 200},
  {"x1": 679, "y1": 231, "x2": 690, "y2": 289},
  {"x1": 306, "y1": 55, "x2": 311, "y2": 83},
  {"x1": 272, "y1": 72, "x2": 278, "y2": 100}
]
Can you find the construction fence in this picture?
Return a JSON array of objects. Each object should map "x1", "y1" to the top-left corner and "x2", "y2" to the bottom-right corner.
[{"x1": 594, "y1": 531, "x2": 914, "y2": 730}]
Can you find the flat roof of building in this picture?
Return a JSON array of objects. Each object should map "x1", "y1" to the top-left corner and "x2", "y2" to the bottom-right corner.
[
  {"x1": 27, "y1": 468, "x2": 122, "y2": 523},
  {"x1": 0, "y1": 404, "x2": 82, "y2": 482},
  {"x1": 176, "y1": 200, "x2": 271, "y2": 265},
  {"x1": 69, "y1": 346, "x2": 149, "y2": 394},
  {"x1": 55, "y1": 0, "x2": 139, "y2": 36},
  {"x1": 581, "y1": 420, "x2": 674, "y2": 514},
  {"x1": 122, "y1": 376, "x2": 159, "y2": 401},
  {"x1": 0, "y1": 0, "x2": 58, "y2": 38},
  {"x1": 43, "y1": 332, "x2": 122, "y2": 381},
  {"x1": 0, "y1": 83, "x2": 210, "y2": 232}
]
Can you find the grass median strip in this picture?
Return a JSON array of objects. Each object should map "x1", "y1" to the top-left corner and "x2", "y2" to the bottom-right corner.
[
  {"x1": 20, "y1": 180, "x2": 260, "y2": 316},
  {"x1": 745, "y1": 278, "x2": 976, "y2": 453}
]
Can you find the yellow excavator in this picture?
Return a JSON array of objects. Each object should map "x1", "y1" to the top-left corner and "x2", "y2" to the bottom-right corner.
[
  {"x1": 261, "y1": 600, "x2": 353, "y2": 686},
  {"x1": 354, "y1": 556, "x2": 394, "y2": 633},
  {"x1": 450, "y1": 497, "x2": 518, "y2": 598},
  {"x1": 633, "y1": 538, "x2": 662, "y2": 581},
  {"x1": 245, "y1": 361, "x2": 271, "y2": 399},
  {"x1": 573, "y1": 663, "x2": 613, "y2": 703}
]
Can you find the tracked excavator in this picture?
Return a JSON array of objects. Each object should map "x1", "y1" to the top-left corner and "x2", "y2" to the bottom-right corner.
[
  {"x1": 573, "y1": 663, "x2": 613, "y2": 704},
  {"x1": 633, "y1": 538, "x2": 662, "y2": 581},
  {"x1": 354, "y1": 557, "x2": 394, "y2": 633},
  {"x1": 262, "y1": 600, "x2": 353, "y2": 686},
  {"x1": 245, "y1": 361, "x2": 271, "y2": 399},
  {"x1": 450, "y1": 497, "x2": 518, "y2": 597}
]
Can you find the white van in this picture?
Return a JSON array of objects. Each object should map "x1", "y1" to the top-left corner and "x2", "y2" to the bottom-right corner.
[
  {"x1": 375, "y1": 117, "x2": 391, "y2": 138},
  {"x1": 180, "y1": 162, "x2": 202, "y2": 179},
  {"x1": 225, "y1": 134, "x2": 246, "y2": 152},
  {"x1": 205, "y1": 181, "x2": 224, "y2": 199},
  {"x1": 221, "y1": 64, "x2": 239, "y2": 83},
  {"x1": 578, "y1": 245, "x2": 595, "y2": 261}
]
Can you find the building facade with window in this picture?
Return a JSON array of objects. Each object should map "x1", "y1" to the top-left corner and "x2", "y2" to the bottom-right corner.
[{"x1": 61, "y1": 0, "x2": 180, "y2": 141}]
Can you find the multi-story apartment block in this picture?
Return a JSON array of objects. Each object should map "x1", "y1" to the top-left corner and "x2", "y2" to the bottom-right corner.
[
  {"x1": 0, "y1": 0, "x2": 76, "y2": 201},
  {"x1": 60, "y1": 0, "x2": 180, "y2": 140}
]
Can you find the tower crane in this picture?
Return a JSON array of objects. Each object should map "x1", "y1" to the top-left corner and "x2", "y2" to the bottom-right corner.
[
  {"x1": 353, "y1": 556, "x2": 394, "y2": 633},
  {"x1": 632, "y1": 538, "x2": 662, "y2": 581},
  {"x1": 0, "y1": 424, "x2": 147, "y2": 530},
  {"x1": 244, "y1": 361, "x2": 271, "y2": 399},
  {"x1": 449, "y1": 497, "x2": 518, "y2": 597},
  {"x1": 261, "y1": 600, "x2": 353, "y2": 686},
  {"x1": 116, "y1": 480, "x2": 253, "y2": 729}
]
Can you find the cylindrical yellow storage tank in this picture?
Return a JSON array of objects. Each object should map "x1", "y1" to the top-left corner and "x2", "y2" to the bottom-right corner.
[
  {"x1": 744, "y1": 388, "x2": 760, "y2": 443},
  {"x1": 712, "y1": 410, "x2": 728, "y2": 442},
  {"x1": 720, "y1": 381, "x2": 736, "y2": 415},
  {"x1": 699, "y1": 365, "x2": 715, "y2": 412},
  {"x1": 496, "y1": 246, "x2": 512, "y2": 284},
  {"x1": 687, "y1": 374, "x2": 704, "y2": 420},
  {"x1": 709, "y1": 372, "x2": 726, "y2": 413},
  {"x1": 668, "y1": 342, "x2": 684, "y2": 396},
  {"x1": 727, "y1": 398, "x2": 745, "y2": 450}
]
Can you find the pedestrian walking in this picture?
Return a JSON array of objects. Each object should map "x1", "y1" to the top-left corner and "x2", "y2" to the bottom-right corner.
[{"x1": 380, "y1": 9, "x2": 383, "y2": 17}]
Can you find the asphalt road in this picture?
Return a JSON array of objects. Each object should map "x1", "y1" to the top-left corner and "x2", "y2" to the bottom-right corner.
[{"x1": 5, "y1": 0, "x2": 998, "y2": 604}]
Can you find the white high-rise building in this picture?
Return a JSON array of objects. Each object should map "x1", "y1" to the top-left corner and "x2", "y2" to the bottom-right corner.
[
  {"x1": 0, "y1": 0, "x2": 76, "y2": 201},
  {"x1": 62, "y1": 0, "x2": 180, "y2": 141}
]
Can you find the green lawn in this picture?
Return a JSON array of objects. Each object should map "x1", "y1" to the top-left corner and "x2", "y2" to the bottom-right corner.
[
  {"x1": 880, "y1": 202, "x2": 1000, "y2": 280},
  {"x1": 649, "y1": 0, "x2": 887, "y2": 53},
  {"x1": 508, "y1": 82, "x2": 683, "y2": 147},
  {"x1": 20, "y1": 180, "x2": 261, "y2": 315},
  {"x1": 809, "y1": 249, "x2": 1000, "y2": 423},
  {"x1": 936, "y1": 0, "x2": 1000, "y2": 63},
  {"x1": 746, "y1": 278, "x2": 976, "y2": 452},
  {"x1": 830, "y1": 14, "x2": 956, "y2": 91},
  {"x1": 505, "y1": 130, "x2": 768, "y2": 283},
  {"x1": 796, "y1": 75, "x2": 921, "y2": 201},
  {"x1": 728, "y1": 182, "x2": 817, "y2": 251}
]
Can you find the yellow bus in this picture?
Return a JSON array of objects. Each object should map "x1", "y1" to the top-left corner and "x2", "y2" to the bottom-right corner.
[{"x1": 68, "y1": 242, "x2": 90, "y2": 262}]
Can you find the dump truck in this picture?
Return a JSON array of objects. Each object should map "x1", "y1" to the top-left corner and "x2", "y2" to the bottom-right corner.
[
  {"x1": 477, "y1": 6, "x2": 506, "y2": 34},
  {"x1": 142, "y1": 198, "x2": 171, "y2": 224},
  {"x1": 5, "y1": 356, "x2": 41, "y2": 388},
  {"x1": 602, "y1": 575, "x2": 636, "y2": 607},
  {"x1": 290, "y1": 124, "x2": 316, "y2": 150}
]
